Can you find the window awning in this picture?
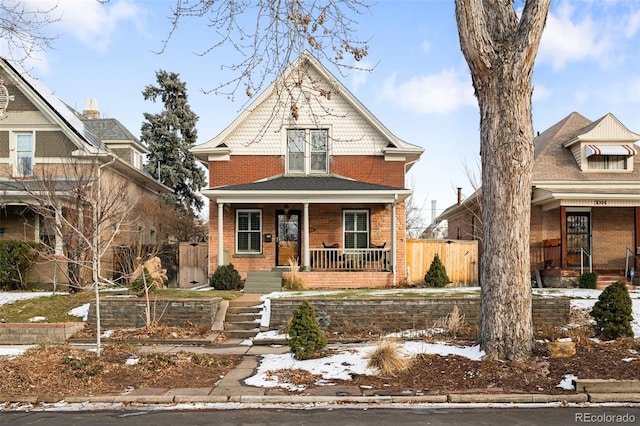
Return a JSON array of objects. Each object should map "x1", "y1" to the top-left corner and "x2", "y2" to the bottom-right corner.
[{"x1": 585, "y1": 144, "x2": 637, "y2": 157}]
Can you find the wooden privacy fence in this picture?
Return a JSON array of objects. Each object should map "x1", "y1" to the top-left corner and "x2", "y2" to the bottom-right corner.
[{"x1": 406, "y1": 239, "x2": 479, "y2": 286}]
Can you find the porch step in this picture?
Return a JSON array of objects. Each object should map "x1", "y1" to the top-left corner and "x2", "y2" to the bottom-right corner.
[
  {"x1": 223, "y1": 297, "x2": 263, "y2": 339},
  {"x1": 243, "y1": 271, "x2": 283, "y2": 294},
  {"x1": 596, "y1": 276, "x2": 636, "y2": 291}
]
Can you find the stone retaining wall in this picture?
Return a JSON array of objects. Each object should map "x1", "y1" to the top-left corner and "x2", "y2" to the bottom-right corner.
[
  {"x1": 269, "y1": 297, "x2": 570, "y2": 332},
  {"x1": 0, "y1": 322, "x2": 85, "y2": 344},
  {"x1": 87, "y1": 297, "x2": 222, "y2": 329}
]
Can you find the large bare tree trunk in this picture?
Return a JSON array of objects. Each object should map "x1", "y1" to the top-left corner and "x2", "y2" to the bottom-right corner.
[{"x1": 455, "y1": 0, "x2": 551, "y2": 361}]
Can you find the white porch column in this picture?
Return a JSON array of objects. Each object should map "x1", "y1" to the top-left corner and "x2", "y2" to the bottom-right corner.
[
  {"x1": 217, "y1": 202, "x2": 224, "y2": 267},
  {"x1": 391, "y1": 197, "x2": 397, "y2": 286},
  {"x1": 303, "y1": 202, "x2": 310, "y2": 271}
]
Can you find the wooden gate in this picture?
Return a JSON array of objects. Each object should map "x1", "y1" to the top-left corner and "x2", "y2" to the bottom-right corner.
[
  {"x1": 178, "y1": 242, "x2": 209, "y2": 288},
  {"x1": 406, "y1": 239, "x2": 479, "y2": 286}
]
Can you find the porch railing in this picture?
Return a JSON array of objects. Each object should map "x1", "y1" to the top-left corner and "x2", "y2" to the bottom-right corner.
[
  {"x1": 580, "y1": 248, "x2": 592, "y2": 275},
  {"x1": 625, "y1": 247, "x2": 638, "y2": 280},
  {"x1": 310, "y1": 247, "x2": 391, "y2": 272}
]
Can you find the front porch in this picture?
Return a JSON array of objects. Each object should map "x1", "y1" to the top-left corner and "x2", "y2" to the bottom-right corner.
[{"x1": 204, "y1": 175, "x2": 411, "y2": 287}]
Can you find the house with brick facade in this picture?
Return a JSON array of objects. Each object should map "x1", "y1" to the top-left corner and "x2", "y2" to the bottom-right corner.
[
  {"x1": 0, "y1": 58, "x2": 171, "y2": 289},
  {"x1": 439, "y1": 112, "x2": 640, "y2": 287},
  {"x1": 192, "y1": 52, "x2": 423, "y2": 290}
]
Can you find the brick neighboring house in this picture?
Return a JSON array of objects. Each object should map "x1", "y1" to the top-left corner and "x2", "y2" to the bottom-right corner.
[
  {"x1": 439, "y1": 112, "x2": 640, "y2": 287},
  {"x1": 192, "y1": 52, "x2": 423, "y2": 289},
  {"x1": 0, "y1": 58, "x2": 171, "y2": 287}
]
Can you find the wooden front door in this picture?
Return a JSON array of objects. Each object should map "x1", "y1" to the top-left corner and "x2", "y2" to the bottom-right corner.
[{"x1": 276, "y1": 210, "x2": 301, "y2": 267}]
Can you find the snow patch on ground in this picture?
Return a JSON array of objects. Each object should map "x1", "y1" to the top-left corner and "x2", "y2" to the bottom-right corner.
[
  {"x1": 68, "y1": 303, "x2": 90, "y2": 321},
  {"x1": 557, "y1": 374, "x2": 577, "y2": 390}
]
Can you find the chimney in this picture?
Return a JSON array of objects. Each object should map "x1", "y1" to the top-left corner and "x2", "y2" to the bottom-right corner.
[
  {"x1": 431, "y1": 200, "x2": 437, "y2": 225},
  {"x1": 83, "y1": 98, "x2": 100, "y2": 119},
  {"x1": 457, "y1": 187, "x2": 462, "y2": 205}
]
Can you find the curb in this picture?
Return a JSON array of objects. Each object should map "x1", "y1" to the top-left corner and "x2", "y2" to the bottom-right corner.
[{"x1": 5, "y1": 393, "x2": 637, "y2": 406}]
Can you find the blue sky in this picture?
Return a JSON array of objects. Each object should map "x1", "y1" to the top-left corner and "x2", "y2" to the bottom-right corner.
[{"x1": 17, "y1": 0, "x2": 640, "y2": 226}]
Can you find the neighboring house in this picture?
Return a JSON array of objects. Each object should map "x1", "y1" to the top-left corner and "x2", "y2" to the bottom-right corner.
[
  {"x1": 0, "y1": 58, "x2": 171, "y2": 288},
  {"x1": 439, "y1": 112, "x2": 640, "y2": 287},
  {"x1": 192, "y1": 52, "x2": 423, "y2": 289}
]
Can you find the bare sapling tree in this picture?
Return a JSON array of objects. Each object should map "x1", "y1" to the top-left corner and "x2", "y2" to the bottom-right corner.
[
  {"x1": 455, "y1": 0, "x2": 551, "y2": 361},
  {"x1": 21, "y1": 157, "x2": 139, "y2": 356}
]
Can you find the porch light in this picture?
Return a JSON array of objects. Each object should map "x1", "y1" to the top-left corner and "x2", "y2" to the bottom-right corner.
[{"x1": 284, "y1": 204, "x2": 290, "y2": 215}]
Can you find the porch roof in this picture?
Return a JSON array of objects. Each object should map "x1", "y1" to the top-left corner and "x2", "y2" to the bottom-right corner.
[
  {"x1": 532, "y1": 185, "x2": 640, "y2": 210},
  {"x1": 0, "y1": 178, "x2": 93, "y2": 203},
  {"x1": 203, "y1": 175, "x2": 412, "y2": 204}
]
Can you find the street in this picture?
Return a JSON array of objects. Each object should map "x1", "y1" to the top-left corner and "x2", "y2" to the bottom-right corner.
[{"x1": 2, "y1": 406, "x2": 639, "y2": 425}]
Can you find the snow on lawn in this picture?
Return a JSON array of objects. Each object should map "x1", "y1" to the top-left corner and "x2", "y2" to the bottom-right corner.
[
  {"x1": 563, "y1": 290, "x2": 640, "y2": 337},
  {"x1": 0, "y1": 292, "x2": 61, "y2": 306},
  {"x1": 68, "y1": 303, "x2": 90, "y2": 321},
  {"x1": 244, "y1": 341, "x2": 484, "y2": 391},
  {"x1": 0, "y1": 345, "x2": 35, "y2": 358}
]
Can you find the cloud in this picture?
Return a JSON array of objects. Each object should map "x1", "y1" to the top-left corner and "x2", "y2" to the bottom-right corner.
[
  {"x1": 532, "y1": 83, "x2": 552, "y2": 102},
  {"x1": 27, "y1": 0, "x2": 146, "y2": 53},
  {"x1": 378, "y1": 69, "x2": 475, "y2": 115},
  {"x1": 538, "y1": 3, "x2": 612, "y2": 70},
  {"x1": 349, "y1": 59, "x2": 375, "y2": 93}
]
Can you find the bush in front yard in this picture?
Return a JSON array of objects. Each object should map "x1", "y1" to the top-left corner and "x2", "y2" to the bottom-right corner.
[
  {"x1": 590, "y1": 280, "x2": 634, "y2": 340},
  {"x1": 424, "y1": 253, "x2": 450, "y2": 287},
  {"x1": 209, "y1": 264, "x2": 242, "y2": 290},
  {"x1": 0, "y1": 240, "x2": 42, "y2": 290},
  {"x1": 288, "y1": 301, "x2": 327, "y2": 360},
  {"x1": 578, "y1": 272, "x2": 598, "y2": 289}
]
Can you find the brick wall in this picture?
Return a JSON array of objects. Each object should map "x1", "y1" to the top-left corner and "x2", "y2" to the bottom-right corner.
[
  {"x1": 592, "y1": 207, "x2": 634, "y2": 269},
  {"x1": 87, "y1": 298, "x2": 221, "y2": 329},
  {"x1": 209, "y1": 154, "x2": 405, "y2": 188},
  {"x1": 283, "y1": 271, "x2": 394, "y2": 288},
  {"x1": 269, "y1": 297, "x2": 570, "y2": 332},
  {"x1": 0, "y1": 322, "x2": 85, "y2": 344}
]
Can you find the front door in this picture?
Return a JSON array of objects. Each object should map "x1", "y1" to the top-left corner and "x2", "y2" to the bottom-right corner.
[
  {"x1": 566, "y1": 212, "x2": 591, "y2": 268},
  {"x1": 276, "y1": 210, "x2": 301, "y2": 267}
]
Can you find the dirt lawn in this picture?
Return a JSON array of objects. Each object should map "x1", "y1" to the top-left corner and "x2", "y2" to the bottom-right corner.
[{"x1": 1, "y1": 322, "x2": 639, "y2": 398}]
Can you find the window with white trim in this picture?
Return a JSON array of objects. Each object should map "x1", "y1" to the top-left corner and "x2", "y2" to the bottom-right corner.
[
  {"x1": 344, "y1": 210, "x2": 369, "y2": 249},
  {"x1": 287, "y1": 129, "x2": 328, "y2": 174},
  {"x1": 14, "y1": 132, "x2": 34, "y2": 176},
  {"x1": 587, "y1": 155, "x2": 627, "y2": 170},
  {"x1": 236, "y1": 209, "x2": 262, "y2": 253}
]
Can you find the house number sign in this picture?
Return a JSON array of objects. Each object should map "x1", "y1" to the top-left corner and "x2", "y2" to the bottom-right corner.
[{"x1": 593, "y1": 200, "x2": 607, "y2": 205}]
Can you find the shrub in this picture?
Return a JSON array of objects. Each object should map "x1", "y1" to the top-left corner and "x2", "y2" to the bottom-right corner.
[
  {"x1": 590, "y1": 281, "x2": 634, "y2": 340},
  {"x1": 424, "y1": 253, "x2": 450, "y2": 287},
  {"x1": 288, "y1": 301, "x2": 327, "y2": 360},
  {"x1": 366, "y1": 340, "x2": 411, "y2": 376},
  {"x1": 0, "y1": 240, "x2": 42, "y2": 290},
  {"x1": 578, "y1": 272, "x2": 598, "y2": 289},
  {"x1": 129, "y1": 268, "x2": 158, "y2": 294},
  {"x1": 209, "y1": 264, "x2": 242, "y2": 290},
  {"x1": 282, "y1": 257, "x2": 305, "y2": 290}
]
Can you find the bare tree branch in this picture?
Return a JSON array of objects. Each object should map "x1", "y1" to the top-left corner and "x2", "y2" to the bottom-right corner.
[
  {"x1": 160, "y1": 0, "x2": 372, "y2": 102},
  {"x1": 0, "y1": 1, "x2": 61, "y2": 63}
]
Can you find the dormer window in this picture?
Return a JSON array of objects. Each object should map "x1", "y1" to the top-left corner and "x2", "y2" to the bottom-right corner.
[
  {"x1": 287, "y1": 129, "x2": 328, "y2": 174},
  {"x1": 584, "y1": 144, "x2": 636, "y2": 171}
]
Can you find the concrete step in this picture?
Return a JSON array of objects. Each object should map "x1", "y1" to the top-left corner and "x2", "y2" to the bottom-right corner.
[
  {"x1": 225, "y1": 313, "x2": 262, "y2": 322},
  {"x1": 227, "y1": 307, "x2": 262, "y2": 315}
]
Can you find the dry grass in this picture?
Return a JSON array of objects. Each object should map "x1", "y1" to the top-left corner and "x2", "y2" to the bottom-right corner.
[
  {"x1": 366, "y1": 339, "x2": 411, "y2": 376},
  {"x1": 282, "y1": 258, "x2": 305, "y2": 290},
  {"x1": 432, "y1": 305, "x2": 466, "y2": 336}
]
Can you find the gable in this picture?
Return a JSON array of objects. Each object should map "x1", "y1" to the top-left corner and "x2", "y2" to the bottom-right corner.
[
  {"x1": 533, "y1": 112, "x2": 640, "y2": 184},
  {"x1": 193, "y1": 52, "x2": 423, "y2": 164}
]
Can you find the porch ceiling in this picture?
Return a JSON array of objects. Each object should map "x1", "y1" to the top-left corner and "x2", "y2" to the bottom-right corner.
[{"x1": 203, "y1": 175, "x2": 412, "y2": 204}]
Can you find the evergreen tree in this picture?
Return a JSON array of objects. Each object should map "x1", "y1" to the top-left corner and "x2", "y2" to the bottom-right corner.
[{"x1": 141, "y1": 70, "x2": 206, "y2": 216}]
